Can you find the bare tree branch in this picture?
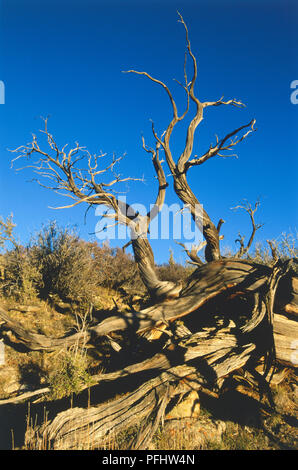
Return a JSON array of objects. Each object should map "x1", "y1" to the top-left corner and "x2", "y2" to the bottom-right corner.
[
  {"x1": 10, "y1": 118, "x2": 179, "y2": 300},
  {"x1": 217, "y1": 218, "x2": 225, "y2": 234},
  {"x1": 186, "y1": 119, "x2": 256, "y2": 169},
  {"x1": 125, "y1": 13, "x2": 257, "y2": 263},
  {"x1": 232, "y1": 199, "x2": 264, "y2": 258},
  {"x1": 202, "y1": 96, "x2": 245, "y2": 109},
  {"x1": 175, "y1": 241, "x2": 205, "y2": 266},
  {"x1": 141, "y1": 136, "x2": 168, "y2": 223},
  {"x1": 176, "y1": 234, "x2": 224, "y2": 266}
]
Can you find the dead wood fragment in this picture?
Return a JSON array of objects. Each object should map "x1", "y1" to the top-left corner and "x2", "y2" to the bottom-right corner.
[
  {"x1": 26, "y1": 343, "x2": 254, "y2": 450},
  {"x1": 0, "y1": 258, "x2": 296, "y2": 450}
]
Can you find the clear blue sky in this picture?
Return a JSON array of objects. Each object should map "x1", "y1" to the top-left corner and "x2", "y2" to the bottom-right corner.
[{"x1": 0, "y1": 0, "x2": 297, "y2": 263}]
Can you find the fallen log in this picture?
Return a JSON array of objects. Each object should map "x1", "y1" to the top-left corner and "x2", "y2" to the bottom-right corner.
[
  {"x1": 26, "y1": 342, "x2": 255, "y2": 450},
  {"x1": 1, "y1": 260, "x2": 261, "y2": 346},
  {"x1": 0, "y1": 260, "x2": 296, "y2": 365},
  {"x1": 0, "y1": 387, "x2": 50, "y2": 406},
  {"x1": 1, "y1": 258, "x2": 296, "y2": 449},
  {"x1": 273, "y1": 314, "x2": 298, "y2": 366}
]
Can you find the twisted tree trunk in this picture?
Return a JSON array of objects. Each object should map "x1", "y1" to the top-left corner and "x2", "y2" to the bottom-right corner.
[
  {"x1": 26, "y1": 339, "x2": 256, "y2": 450},
  {"x1": 131, "y1": 236, "x2": 182, "y2": 300},
  {"x1": 172, "y1": 172, "x2": 221, "y2": 262},
  {"x1": 0, "y1": 258, "x2": 297, "y2": 450}
]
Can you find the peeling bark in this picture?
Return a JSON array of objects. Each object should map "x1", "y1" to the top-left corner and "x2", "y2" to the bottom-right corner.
[
  {"x1": 131, "y1": 236, "x2": 182, "y2": 300},
  {"x1": 0, "y1": 258, "x2": 297, "y2": 450},
  {"x1": 1, "y1": 259, "x2": 296, "y2": 363},
  {"x1": 26, "y1": 342, "x2": 255, "y2": 450}
]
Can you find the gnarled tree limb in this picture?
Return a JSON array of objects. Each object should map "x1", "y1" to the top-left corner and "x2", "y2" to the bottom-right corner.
[
  {"x1": 125, "y1": 14, "x2": 256, "y2": 263},
  {"x1": 10, "y1": 118, "x2": 180, "y2": 300}
]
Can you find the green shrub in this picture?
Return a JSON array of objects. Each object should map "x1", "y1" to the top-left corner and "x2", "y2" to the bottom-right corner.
[
  {"x1": 157, "y1": 249, "x2": 194, "y2": 284},
  {"x1": 2, "y1": 246, "x2": 41, "y2": 301},
  {"x1": 48, "y1": 347, "x2": 94, "y2": 399},
  {"x1": 30, "y1": 222, "x2": 98, "y2": 305},
  {"x1": 91, "y1": 242, "x2": 143, "y2": 293}
]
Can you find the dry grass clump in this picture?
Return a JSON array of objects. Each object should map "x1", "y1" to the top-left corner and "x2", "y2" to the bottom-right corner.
[{"x1": 47, "y1": 346, "x2": 94, "y2": 400}]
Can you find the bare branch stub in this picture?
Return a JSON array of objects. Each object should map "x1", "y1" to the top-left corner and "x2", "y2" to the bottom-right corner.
[
  {"x1": 217, "y1": 219, "x2": 225, "y2": 234},
  {"x1": 176, "y1": 234, "x2": 224, "y2": 266},
  {"x1": 175, "y1": 241, "x2": 205, "y2": 266},
  {"x1": 124, "y1": 12, "x2": 256, "y2": 263}
]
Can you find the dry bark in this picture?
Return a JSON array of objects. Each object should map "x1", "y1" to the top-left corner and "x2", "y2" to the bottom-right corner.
[
  {"x1": 0, "y1": 259, "x2": 296, "y2": 363},
  {"x1": 3, "y1": 14, "x2": 297, "y2": 451},
  {"x1": 26, "y1": 341, "x2": 255, "y2": 450},
  {"x1": 0, "y1": 257, "x2": 294, "y2": 449},
  {"x1": 125, "y1": 15, "x2": 256, "y2": 262},
  {"x1": 0, "y1": 259, "x2": 296, "y2": 448}
]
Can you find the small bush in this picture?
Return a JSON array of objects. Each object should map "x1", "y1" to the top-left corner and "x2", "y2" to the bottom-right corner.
[
  {"x1": 91, "y1": 242, "x2": 143, "y2": 293},
  {"x1": 1, "y1": 222, "x2": 146, "y2": 303},
  {"x1": 30, "y1": 222, "x2": 97, "y2": 304},
  {"x1": 48, "y1": 347, "x2": 94, "y2": 399},
  {"x1": 2, "y1": 246, "x2": 41, "y2": 301},
  {"x1": 157, "y1": 250, "x2": 194, "y2": 284}
]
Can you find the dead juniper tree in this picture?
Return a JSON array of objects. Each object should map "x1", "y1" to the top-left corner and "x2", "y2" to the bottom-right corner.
[
  {"x1": 124, "y1": 13, "x2": 256, "y2": 263},
  {"x1": 0, "y1": 13, "x2": 297, "y2": 450}
]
